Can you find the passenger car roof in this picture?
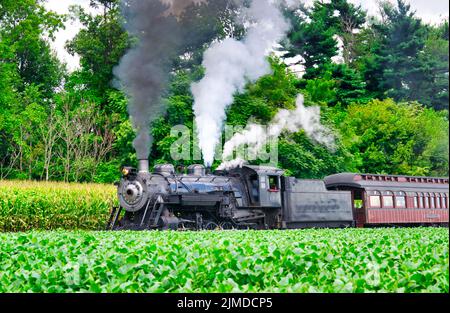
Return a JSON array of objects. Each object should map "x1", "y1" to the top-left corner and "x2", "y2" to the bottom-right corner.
[{"x1": 324, "y1": 173, "x2": 449, "y2": 192}]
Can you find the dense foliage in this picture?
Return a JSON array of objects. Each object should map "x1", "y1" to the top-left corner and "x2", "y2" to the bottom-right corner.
[
  {"x1": 0, "y1": 0, "x2": 448, "y2": 182},
  {"x1": 0, "y1": 228, "x2": 447, "y2": 292},
  {"x1": 0, "y1": 180, "x2": 116, "y2": 232}
]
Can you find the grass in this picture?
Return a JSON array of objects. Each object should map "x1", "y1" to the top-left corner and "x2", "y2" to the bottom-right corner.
[{"x1": 0, "y1": 228, "x2": 448, "y2": 293}]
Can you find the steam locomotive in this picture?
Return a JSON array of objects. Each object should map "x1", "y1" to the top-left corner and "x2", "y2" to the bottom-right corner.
[{"x1": 107, "y1": 160, "x2": 449, "y2": 230}]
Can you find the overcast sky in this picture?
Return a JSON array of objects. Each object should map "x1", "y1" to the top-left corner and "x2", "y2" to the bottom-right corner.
[{"x1": 44, "y1": 0, "x2": 449, "y2": 71}]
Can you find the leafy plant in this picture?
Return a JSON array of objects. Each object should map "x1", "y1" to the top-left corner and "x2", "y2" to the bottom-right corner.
[{"x1": 0, "y1": 228, "x2": 447, "y2": 293}]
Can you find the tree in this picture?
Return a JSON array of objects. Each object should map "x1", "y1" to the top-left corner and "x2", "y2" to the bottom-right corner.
[
  {"x1": 379, "y1": 1, "x2": 427, "y2": 101},
  {"x1": 329, "y1": 63, "x2": 368, "y2": 105},
  {"x1": 37, "y1": 104, "x2": 60, "y2": 181},
  {"x1": 54, "y1": 95, "x2": 115, "y2": 182},
  {"x1": 331, "y1": 0, "x2": 366, "y2": 65},
  {"x1": 0, "y1": 0, "x2": 65, "y2": 178},
  {"x1": 284, "y1": 2, "x2": 339, "y2": 76},
  {"x1": 278, "y1": 132, "x2": 353, "y2": 179},
  {"x1": 283, "y1": 0, "x2": 368, "y2": 107},
  {"x1": 301, "y1": 63, "x2": 368, "y2": 106},
  {"x1": 0, "y1": 0, "x2": 65, "y2": 98},
  {"x1": 173, "y1": 0, "x2": 245, "y2": 70},
  {"x1": 284, "y1": 0, "x2": 366, "y2": 76},
  {"x1": 360, "y1": 0, "x2": 448, "y2": 109},
  {"x1": 66, "y1": 0, "x2": 130, "y2": 108},
  {"x1": 416, "y1": 21, "x2": 449, "y2": 110},
  {"x1": 336, "y1": 99, "x2": 449, "y2": 176}
]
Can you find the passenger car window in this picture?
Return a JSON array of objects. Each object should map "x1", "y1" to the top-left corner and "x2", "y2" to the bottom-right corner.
[
  {"x1": 370, "y1": 196, "x2": 381, "y2": 207},
  {"x1": 369, "y1": 191, "x2": 381, "y2": 208},
  {"x1": 425, "y1": 193, "x2": 430, "y2": 208},
  {"x1": 382, "y1": 191, "x2": 394, "y2": 208},
  {"x1": 383, "y1": 196, "x2": 393, "y2": 207},
  {"x1": 413, "y1": 194, "x2": 418, "y2": 208},
  {"x1": 395, "y1": 196, "x2": 406, "y2": 208},
  {"x1": 424, "y1": 197, "x2": 428, "y2": 208}
]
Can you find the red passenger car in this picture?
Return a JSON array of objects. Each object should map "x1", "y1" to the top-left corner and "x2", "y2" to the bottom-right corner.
[{"x1": 324, "y1": 173, "x2": 449, "y2": 227}]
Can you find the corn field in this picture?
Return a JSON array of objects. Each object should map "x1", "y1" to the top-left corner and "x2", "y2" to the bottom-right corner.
[{"x1": 0, "y1": 180, "x2": 117, "y2": 232}]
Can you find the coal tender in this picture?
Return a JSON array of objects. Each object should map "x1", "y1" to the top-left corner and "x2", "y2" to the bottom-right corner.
[{"x1": 107, "y1": 159, "x2": 354, "y2": 230}]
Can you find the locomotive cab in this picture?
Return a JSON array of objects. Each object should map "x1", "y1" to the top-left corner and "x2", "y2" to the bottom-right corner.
[{"x1": 228, "y1": 165, "x2": 284, "y2": 208}]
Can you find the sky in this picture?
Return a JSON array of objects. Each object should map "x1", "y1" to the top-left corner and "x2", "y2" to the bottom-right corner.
[{"x1": 44, "y1": 0, "x2": 449, "y2": 71}]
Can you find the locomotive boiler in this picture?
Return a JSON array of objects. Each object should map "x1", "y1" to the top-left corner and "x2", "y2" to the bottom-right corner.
[{"x1": 107, "y1": 159, "x2": 355, "y2": 230}]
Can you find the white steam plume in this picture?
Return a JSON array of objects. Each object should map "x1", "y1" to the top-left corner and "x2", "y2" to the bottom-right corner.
[
  {"x1": 191, "y1": 0, "x2": 291, "y2": 166},
  {"x1": 218, "y1": 94, "x2": 336, "y2": 170}
]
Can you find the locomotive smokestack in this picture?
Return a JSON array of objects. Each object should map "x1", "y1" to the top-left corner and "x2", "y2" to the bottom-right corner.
[{"x1": 138, "y1": 159, "x2": 149, "y2": 173}]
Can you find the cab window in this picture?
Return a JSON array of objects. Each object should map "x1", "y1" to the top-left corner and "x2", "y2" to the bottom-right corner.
[{"x1": 268, "y1": 176, "x2": 279, "y2": 191}]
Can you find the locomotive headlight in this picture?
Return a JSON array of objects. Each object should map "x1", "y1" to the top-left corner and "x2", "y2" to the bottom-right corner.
[{"x1": 122, "y1": 168, "x2": 130, "y2": 176}]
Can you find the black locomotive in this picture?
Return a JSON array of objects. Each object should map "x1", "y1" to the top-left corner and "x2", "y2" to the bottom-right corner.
[{"x1": 107, "y1": 160, "x2": 354, "y2": 230}]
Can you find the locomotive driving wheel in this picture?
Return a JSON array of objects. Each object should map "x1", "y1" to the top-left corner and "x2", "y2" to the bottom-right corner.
[
  {"x1": 220, "y1": 221, "x2": 235, "y2": 230},
  {"x1": 204, "y1": 221, "x2": 219, "y2": 230}
]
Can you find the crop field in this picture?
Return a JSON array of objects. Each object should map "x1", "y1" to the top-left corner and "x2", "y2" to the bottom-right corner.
[
  {"x1": 0, "y1": 181, "x2": 448, "y2": 293},
  {"x1": 0, "y1": 180, "x2": 117, "y2": 232},
  {"x1": 0, "y1": 228, "x2": 448, "y2": 293}
]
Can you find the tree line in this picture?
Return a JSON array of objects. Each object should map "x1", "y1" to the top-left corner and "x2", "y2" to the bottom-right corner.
[{"x1": 0, "y1": 0, "x2": 448, "y2": 182}]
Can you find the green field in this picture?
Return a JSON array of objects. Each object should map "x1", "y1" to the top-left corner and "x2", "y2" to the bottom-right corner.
[
  {"x1": 0, "y1": 181, "x2": 448, "y2": 293},
  {"x1": 0, "y1": 228, "x2": 448, "y2": 293}
]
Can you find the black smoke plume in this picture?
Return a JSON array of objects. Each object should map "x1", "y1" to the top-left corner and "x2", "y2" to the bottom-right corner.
[{"x1": 114, "y1": 0, "x2": 242, "y2": 160}]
